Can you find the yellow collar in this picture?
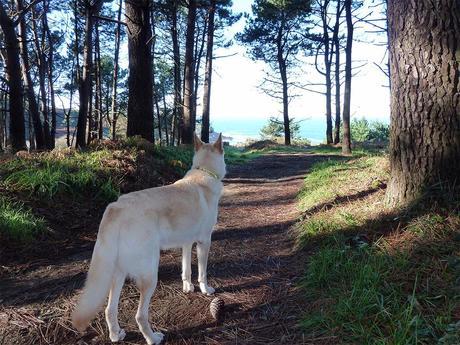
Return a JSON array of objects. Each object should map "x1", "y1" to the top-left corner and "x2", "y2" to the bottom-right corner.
[{"x1": 195, "y1": 166, "x2": 220, "y2": 180}]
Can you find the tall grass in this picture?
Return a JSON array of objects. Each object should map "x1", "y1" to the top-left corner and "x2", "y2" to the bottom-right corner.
[
  {"x1": 2, "y1": 150, "x2": 120, "y2": 201},
  {"x1": 0, "y1": 197, "x2": 47, "y2": 242}
]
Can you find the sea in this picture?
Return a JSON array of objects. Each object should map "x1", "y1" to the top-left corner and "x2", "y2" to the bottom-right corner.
[{"x1": 211, "y1": 117, "x2": 327, "y2": 145}]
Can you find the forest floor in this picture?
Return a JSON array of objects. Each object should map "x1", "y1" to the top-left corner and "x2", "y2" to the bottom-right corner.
[{"x1": 0, "y1": 149, "x2": 330, "y2": 345}]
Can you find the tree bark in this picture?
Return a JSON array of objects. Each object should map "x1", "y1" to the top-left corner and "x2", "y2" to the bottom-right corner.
[
  {"x1": 171, "y1": 0, "x2": 182, "y2": 145},
  {"x1": 43, "y1": 2, "x2": 57, "y2": 149},
  {"x1": 0, "y1": 3, "x2": 26, "y2": 151},
  {"x1": 76, "y1": 1, "x2": 102, "y2": 148},
  {"x1": 194, "y1": 12, "x2": 208, "y2": 133},
  {"x1": 31, "y1": 8, "x2": 52, "y2": 148},
  {"x1": 182, "y1": 0, "x2": 197, "y2": 145},
  {"x1": 333, "y1": 0, "x2": 342, "y2": 145},
  {"x1": 125, "y1": 0, "x2": 154, "y2": 142},
  {"x1": 110, "y1": 0, "x2": 122, "y2": 140},
  {"x1": 276, "y1": 26, "x2": 290, "y2": 146},
  {"x1": 201, "y1": 0, "x2": 215, "y2": 143},
  {"x1": 321, "y1": 0, "x2": 333, "y2": 144},
  {"x1": 16, "y1": 0, "x2": 45, "y2": 150},
  {"x1": 386, "y1": 0, "x2": 460, "y2": 206},
  {"x1": 341, "y1": 0, "x2": 352, "y2": 155}
]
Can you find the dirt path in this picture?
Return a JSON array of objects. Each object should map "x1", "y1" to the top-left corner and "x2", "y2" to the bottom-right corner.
[{"x1": 0, "y1": 152, "x2": 325, "y2": 345}]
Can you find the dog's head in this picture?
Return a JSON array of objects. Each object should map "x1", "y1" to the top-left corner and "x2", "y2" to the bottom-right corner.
[{"x1": 192, "y1": 133, "x2": 226, "y2": 180}]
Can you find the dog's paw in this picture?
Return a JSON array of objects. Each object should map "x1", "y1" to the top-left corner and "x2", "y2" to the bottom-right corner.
[
  {"x1": 183, "y1": 281, "x2": 195, "y2": 293},
  {"x1": 109, "y1": 328, "x2": 126, "y2": 342},
  {"x1": 147, "y1": 331, "x2": 164, "y2": 345},
  {"x1": 199, "y1": 283, "x2": 215, "y2": 295}
]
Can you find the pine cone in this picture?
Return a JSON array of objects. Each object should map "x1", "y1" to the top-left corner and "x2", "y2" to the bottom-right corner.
[{"x1": 209, "y1": 297, "x2": 225, "y2": 321}]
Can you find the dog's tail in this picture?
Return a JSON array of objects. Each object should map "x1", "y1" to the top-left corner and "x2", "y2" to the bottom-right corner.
[{"x1": 71, "y1": 205, "x2": 121, "y2": 332}]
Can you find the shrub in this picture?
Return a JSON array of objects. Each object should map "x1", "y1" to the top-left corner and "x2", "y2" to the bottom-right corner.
[
  {"x1": 345, "y1": 118, "x2": 390, "y2": 143},
  {"x1": 260, "y1": 117, "x2": 302, "y2": 140}
]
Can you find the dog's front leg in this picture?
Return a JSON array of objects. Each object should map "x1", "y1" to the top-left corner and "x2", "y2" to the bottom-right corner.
[
  {"x1": 182, "y1": 243, "x2": 194, "y2": 293},
  {"x1": 197, "y1": 240, "x2": 215, "y2": 295}
]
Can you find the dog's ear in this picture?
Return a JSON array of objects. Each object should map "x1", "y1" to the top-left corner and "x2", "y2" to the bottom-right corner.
[
  {"x1": 194, "y1": 132, "x2": 203, "y2": 151},
  {"x1": 213, "y1": 133, "x2": 223, "y2": 154}
]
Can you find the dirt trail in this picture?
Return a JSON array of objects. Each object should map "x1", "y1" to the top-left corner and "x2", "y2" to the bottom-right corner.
[{"x1": 0, "y1": 152, "x2": 326, "y2": 345}]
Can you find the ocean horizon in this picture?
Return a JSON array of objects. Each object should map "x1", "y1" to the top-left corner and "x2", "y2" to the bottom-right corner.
[{"x1": 211, "y1": 117, "x2": 328, "y2": 144}]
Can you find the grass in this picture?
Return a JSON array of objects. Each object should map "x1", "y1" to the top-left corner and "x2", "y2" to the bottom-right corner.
[
  {"x1": 0, "y1": 196, "x2": 47, "y2": 242},
  {"x1": 297, "y1": 151, "x2": 460, "y2": 344},
  {"x1": 1, "y1": 149, "x2": 121, "y2": 201}
]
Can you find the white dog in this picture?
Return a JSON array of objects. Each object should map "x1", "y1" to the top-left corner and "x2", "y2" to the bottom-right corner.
[{"x1": 72, "y1": 133, "x2": 226, "y2": 344}]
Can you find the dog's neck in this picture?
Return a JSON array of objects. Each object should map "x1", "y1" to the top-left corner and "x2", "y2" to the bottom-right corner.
[{"x1": 193, "y1": 166, "x2": 220, "y2": 180}]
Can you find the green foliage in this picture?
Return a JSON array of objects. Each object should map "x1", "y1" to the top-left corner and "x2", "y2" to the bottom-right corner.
[
  {"x1": 298, "y1": 156, "x2": 388, "y2": 211},
  {"x1": 348, "y1": 118, "x2": 390, "y2": 143},
  {"x1": 259, "y1": 116, "x2": 302, "y2": 140},
  {"x1": 154, "y1": 145, "x2": 194, "y2": 174},
  {"x1": 297, "y1": 152, "x2": 460, "y2": 344},
  {"x1": 238, "y1": 0, "x2": 312, "y2": 73},
  {"x1": 1, "y1": 150, "x2": 120, "y2": 201},
  {"x1": 0, "y1": 197, "x2": 47, "y2": 242}
]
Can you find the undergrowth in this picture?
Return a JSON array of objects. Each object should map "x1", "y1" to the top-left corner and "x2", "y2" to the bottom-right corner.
[
  {"x1": 0, "y1": 196, "x2": 47, "y2": 242},
  {"x1": 297, "y1": 151, "x2": 460, "y2": 344}
]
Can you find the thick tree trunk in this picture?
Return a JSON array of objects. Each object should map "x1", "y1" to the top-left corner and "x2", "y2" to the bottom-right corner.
[
  {"x1": 201, "y1": 0, "x2": 215, "y2": 143},
  {"x1": 171, "y1": 0, "x2": 182, "y2": 145},
  {"x1": 386, "y1": 0, "x2": 460, "y2": 206},
  {"x1": 110, "y1": 0, "x2": 122, "y2": 140},
  {"x1": 0, "y1": 3, "x2": 26, "y2": 151},
  {"x1": 182, "y1": 0, "x2": 197, "y2": 145},
  {"x1": 76, "y1": 1, "x2": 102, "y2": 148},
  {"x1": 125, "y1": 0, "x2": 154, "y2": 142},
  {"x1": 16, "y1": 0, "x2": 45, "y2": 149},
  {"x1": 341, "y1": 0, "x2": 352, "y2": 155}
]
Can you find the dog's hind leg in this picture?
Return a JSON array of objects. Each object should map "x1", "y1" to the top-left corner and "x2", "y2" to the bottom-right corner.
[
  {"x1": 197, "y1": 240, "x2": 215, "y2": 295},
  {"x1": 182, "y1": 243, "x2": 194, "y2": 293},
  {"x1": 135, "y1": 256, "x2": 164, "y2": 345},
  {"x1": 105, "y1": 272, "x2": 126, "y2": 342}
]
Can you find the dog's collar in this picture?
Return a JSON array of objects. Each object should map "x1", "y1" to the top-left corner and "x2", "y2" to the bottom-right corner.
[{"x1": 194, "y1": 166, "x2": 220, "y2": 180}]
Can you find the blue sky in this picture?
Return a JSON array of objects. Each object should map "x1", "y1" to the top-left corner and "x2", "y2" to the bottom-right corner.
[{"x1": 209, "y1": 0, "x2": 390, "y2": 122}]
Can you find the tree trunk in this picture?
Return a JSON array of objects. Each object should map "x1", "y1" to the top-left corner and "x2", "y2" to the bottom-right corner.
[
  {"x1": 277, "y1": 28, "x2": 290, "y2": 146},
  {"x1": 171, "y1": 0, "x2": 182, "y2": 145},
  {"x1": 341, "y1": 0, "x2": 352, "y2": 155},
  {"x1": 76, "y1": 1, "x2": 102, "y2": 148},
  {"x1": 16, "y1": 0, "x2": 45, "y2": 150},
  {"x1": 385, "y1": 0, "x2": 460, "y2": 206},
  {"x1": 201, "y1": 0, "x2": 215, "y2": 143},
  {"x1": 110, "y1": 0, "x2": 122, "y2": 140},
  {"x1": 162, "y1": 85, "x2": 169, "y2": 145},
  {"x1": 31, "y1": 9, "x2": 52, "y2": 148},
  {"x1": 0, "y1": 3, "x2": 26, "y2": 151},
  {"x1": 322, "y1": 0, "x2": 333, "y2": 144},
  {"x1": 42, "y1": 1, "x2": 56, "y2": 148},
  {"x1": 333, "y1": 0, "x2": 342, "y2": 145},
  {"x1": 182, "y1": 0, "x2": 197, "y2": 145},
  {"x1": 94, "y1": 21, "x2": 103, "y2": 140},
  {"x1": 193, "y1": 13, "x2": 208, "y2": 132},
  {"x1": 125, "y1": 0, "x2": 154, "y2": 142}
]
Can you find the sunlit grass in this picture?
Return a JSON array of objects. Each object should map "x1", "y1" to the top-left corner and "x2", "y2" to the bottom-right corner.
[
  {"x1": 297, "y1": 152, "x2": 460, "y2": 344},
  {"x1": 1, "y1": 149, "x2": 120, "y2": 201},
  {"x1": 297, "y1": 156, "x2": 389, "y2": 212},
  {"x1": 0, "y1": 197, "x2": 47, "y2": 242}
]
